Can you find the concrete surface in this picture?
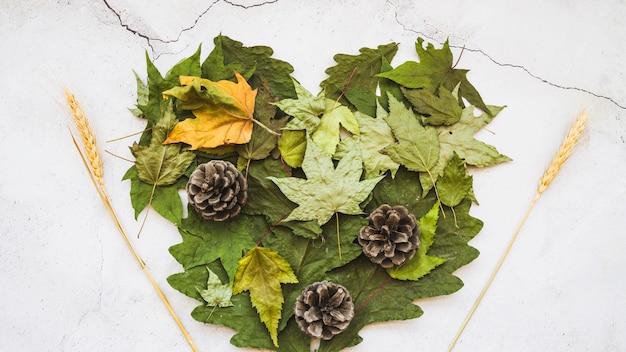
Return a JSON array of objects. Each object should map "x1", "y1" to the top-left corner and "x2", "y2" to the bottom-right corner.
[{"x1": 1, "y1": 0, "x2": 625, "y2": 351}]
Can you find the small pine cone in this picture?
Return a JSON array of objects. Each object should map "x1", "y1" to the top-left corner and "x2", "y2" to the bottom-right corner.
[
  {"x1": 186, "y1": 160, "x2": 247, "y2": 221},
  {"x1": 294, "y1": 281, "x2": 354, "y2": 340},
  {"x1": 358, "y1": 204, "x2": 420, "y2": 268}
]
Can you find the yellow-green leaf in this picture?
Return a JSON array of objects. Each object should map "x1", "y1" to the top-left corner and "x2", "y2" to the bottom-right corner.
[{"x1": 232, "y1": 246, "x2": 298, "y2": 347}]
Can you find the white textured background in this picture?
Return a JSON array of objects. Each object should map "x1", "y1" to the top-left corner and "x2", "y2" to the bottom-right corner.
[{"x1": 1, "y1": 1, "x2": 625, "y2": 351}]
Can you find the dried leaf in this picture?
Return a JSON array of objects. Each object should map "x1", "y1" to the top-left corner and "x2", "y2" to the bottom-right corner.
[
  {"x1": 130, "y1": 102, "x2": 195, "y2": 186},
  {"x1": 162, "y1": 72, "x2": 257, "y2": 149},
  {"x1": 269, "y1": 136, "x2": 383, "y2": 226}
]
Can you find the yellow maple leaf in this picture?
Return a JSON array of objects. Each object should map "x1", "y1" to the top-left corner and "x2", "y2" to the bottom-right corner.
[{"x1": 162, "y1": 72, "x2": 257, "y2": 149}]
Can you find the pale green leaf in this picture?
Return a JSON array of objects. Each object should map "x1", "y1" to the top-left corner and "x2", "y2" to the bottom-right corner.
[
  {"x1": 384, "y1": 95, "x2": 440, "y2": 185},
  {"x1": 198, "y1": 268, "x2": 234, "y2": 307},
  {"x1": 436, "y1": 152, "x2": 473, "y2": 207},
  {"x1": 269, "y1": 136, "x2": 383, "y2": 225}
]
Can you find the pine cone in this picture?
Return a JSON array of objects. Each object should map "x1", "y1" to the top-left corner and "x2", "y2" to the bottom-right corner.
[
  {"x1": 186, "y1": 160, "x2": 247, "y2": 221},
  {"x1": 358, "y1": 204, "x2": 420, "y2": 268},
  {"x1": 294, "y1": 281, "x2": 354, "y2": 340}
]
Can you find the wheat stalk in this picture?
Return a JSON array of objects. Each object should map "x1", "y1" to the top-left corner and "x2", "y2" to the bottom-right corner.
[
  {"x1": 64, "y1": 88, "x2": 198, "y2": 352},
  {"x1": 448, "y1": 110, "x2": 588, "y2": 351}
]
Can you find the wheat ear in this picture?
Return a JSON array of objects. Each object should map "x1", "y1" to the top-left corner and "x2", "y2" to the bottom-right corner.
[
  {"x1": 448, "y1": 110, "x2": 588, "y2": 351},
  {"x1": 64, "y1": 89, "x2": 198, "y2": 352}
]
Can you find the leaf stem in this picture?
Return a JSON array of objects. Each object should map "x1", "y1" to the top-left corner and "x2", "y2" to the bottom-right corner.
[
  {"x1": 334, "y1": 67, "x2": 358, "y2": 107},
  {"x1": 336, "y1": 212, "x2": 342, "y2": 261},
  {"x1": 252, "y1": 117, "x2": 281, "y2": 136}
]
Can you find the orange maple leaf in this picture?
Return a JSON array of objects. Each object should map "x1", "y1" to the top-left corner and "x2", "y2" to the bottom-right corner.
[{"x1": 162, "y1": 72, "x2": 257, "y2": 149}]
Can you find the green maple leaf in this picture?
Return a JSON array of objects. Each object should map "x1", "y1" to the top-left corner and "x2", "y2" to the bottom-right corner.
[
  {"x1": 206, "y1": 35, "x2": 296, "y2": 100},
  {"x1": 377, "y1": 38, "x2": 451, "y2": 91},
  {"x1": 376, "y1": 38, "x2": 489, "y2": 114},
  {"x1": 438, "y1": 105, "x2": 511, "y2": 167},
  {"x1": 244, "y1": 158, "x2": 322, "y2": 239},
  {"x1": 275, "y1": 80, "x2": 359, "y2": 156},
  {"x1": 169, "y1": 211, "x2": 260, "y2": 282},
  {"x1": 384, "y1": 94, "x2": 440, "y2": 189},
  {"x1": 436, "y1": 152, "x2": 474, "y2": 207},
  {"x1": 130, "y1": 102, "x2": 195, "y2": 186},
  {"x1": 198, "y1": 268, "x2": 234, "y2": 308},
  {"x1": 387, "y1": 201, "x2": 446, "y2": 281},
  {"x1": 321, "y1": 42, "x2": 398, "y2": 116},
  {"x1": 419, "y1": 105, "x2": 511, "y2": 193},
  {"x1": 336, "y1": 105, "x2": 399, "y2": 179},
  {"x1": 401, "y1": 84, "x2": 462, "y2": 126},
  {"x1": 269, "y1": 136, "x2": 383, "y2": 225},
  {"x1": 233, "y1": 246, "x2": 298, "y2": 347}
]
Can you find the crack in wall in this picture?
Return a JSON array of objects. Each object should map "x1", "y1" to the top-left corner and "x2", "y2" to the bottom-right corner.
[
  {"x1": 101, "y1": 0, "x2": 279, "y2": 58},
  {"x1": 392, "y1": 11, "x2": 626, "y2": 110}
]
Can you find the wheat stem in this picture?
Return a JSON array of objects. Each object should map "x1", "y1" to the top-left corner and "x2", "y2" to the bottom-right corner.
[
  {"x1": 65, "y1": 89, "x2": 198, "y2": 352},
  {"x1": 448, "y1": 110, "x2": 588, "y2": 351}
]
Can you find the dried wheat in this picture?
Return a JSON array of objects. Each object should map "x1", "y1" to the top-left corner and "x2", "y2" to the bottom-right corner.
[{"x1": 449, "y1": 109, "x2": 588, "y2": 351}]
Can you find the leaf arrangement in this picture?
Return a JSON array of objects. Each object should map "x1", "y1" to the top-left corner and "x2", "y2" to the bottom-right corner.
[{"x1": 123, "y1": 34, "x2": 509, "y2": 351}]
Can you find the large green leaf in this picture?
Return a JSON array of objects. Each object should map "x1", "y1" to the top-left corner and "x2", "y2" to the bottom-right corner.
[
  {"x1": 169, "y1": 211, "x2": 262, "y2": 282},
  {"x1": 269, "y1": 136, "x2": 383, "y2": 226},
  {"x1": 322, "y1": 42, "x2": 398, "y2": 116},
  {"x1": 209, "y1": 35, "x2": 296, "y2": 99},
  {"x1": 384, "y1": 95, "x2": 440, "y2": 190}
]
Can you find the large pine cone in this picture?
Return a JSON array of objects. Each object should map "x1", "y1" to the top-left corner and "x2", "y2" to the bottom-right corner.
[
  {"x1": 294, "y1": 281, "x2": 354, "y2": 340},
  {"x1": 186, "y1": 160, "x2": 247, "y2": 221},
  {"x1": 358, "y1": 204, "x2": 420, "y2": 268}
]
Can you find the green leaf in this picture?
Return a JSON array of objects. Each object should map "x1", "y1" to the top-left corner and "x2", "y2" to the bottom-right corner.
[
  {"x1": 437, "y1": 105, "x2": 511, "y2": 167},
  {"x1": 198, "y1": 268, "x2": 234, "y2": 307},
  {"x1": 121, "y1": 166, "x2": 185, "y2": 225},
  {"x1": 213, "y1": 35, "x2": 296, "y2": 99},
  {"x1": 275, "y1": 80, "x2": 359, "y2": 156},
  {"x1": 321, "y1": 42, "x2": 398, "y2": 116},
  {"x1": 130, "y1": 102, "x2": 195, "y2": 186},
  {"x1": 169, "y1": 211, "x2": 260, "y2": 282},
  {"x1": 401, "y1": 85, "x2": 462, "y2": 126},
  {"x1": 244, "y1": 158, "x2": 322, "y2": 239},
  {"x1": 436, "y1": 152, "x2": 474, "y2": 207},
  {"x1": 277, "y1": 130, "x2": 307, "y2": 168},
  {"x1": 233, "y1": 246, "x2": 298, "y2": 347},
  {"x1": 387, "y1": 202, "x2": 446, "y2": 280},
  {"x1": 443, "y1": 69, "x2": 491, "y2": 116},
  {"x1": 384, "y1": 94, "x2": 440, "y2": 185},
  {"x1": 311, "y1": 100, "x2": 359, "y2": 155},
  {"x1": 269, "y1": 136, "x2": 383, "y2": 225},
  {"x1": 336, "y1": 108, "x2": 399, "y2": 179},
  {"x1": 275, "y1": 80, "x2": 324, "y2": 132},
  {"x1": 377, "y1": 38, "x2": 490, "y2": 116},
  {"x1": 377, "y1": 38, "x2": 452, "y2": 91},
  {"x1": 141, "y1": 46, "x2": 202, "y2": 125}
]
